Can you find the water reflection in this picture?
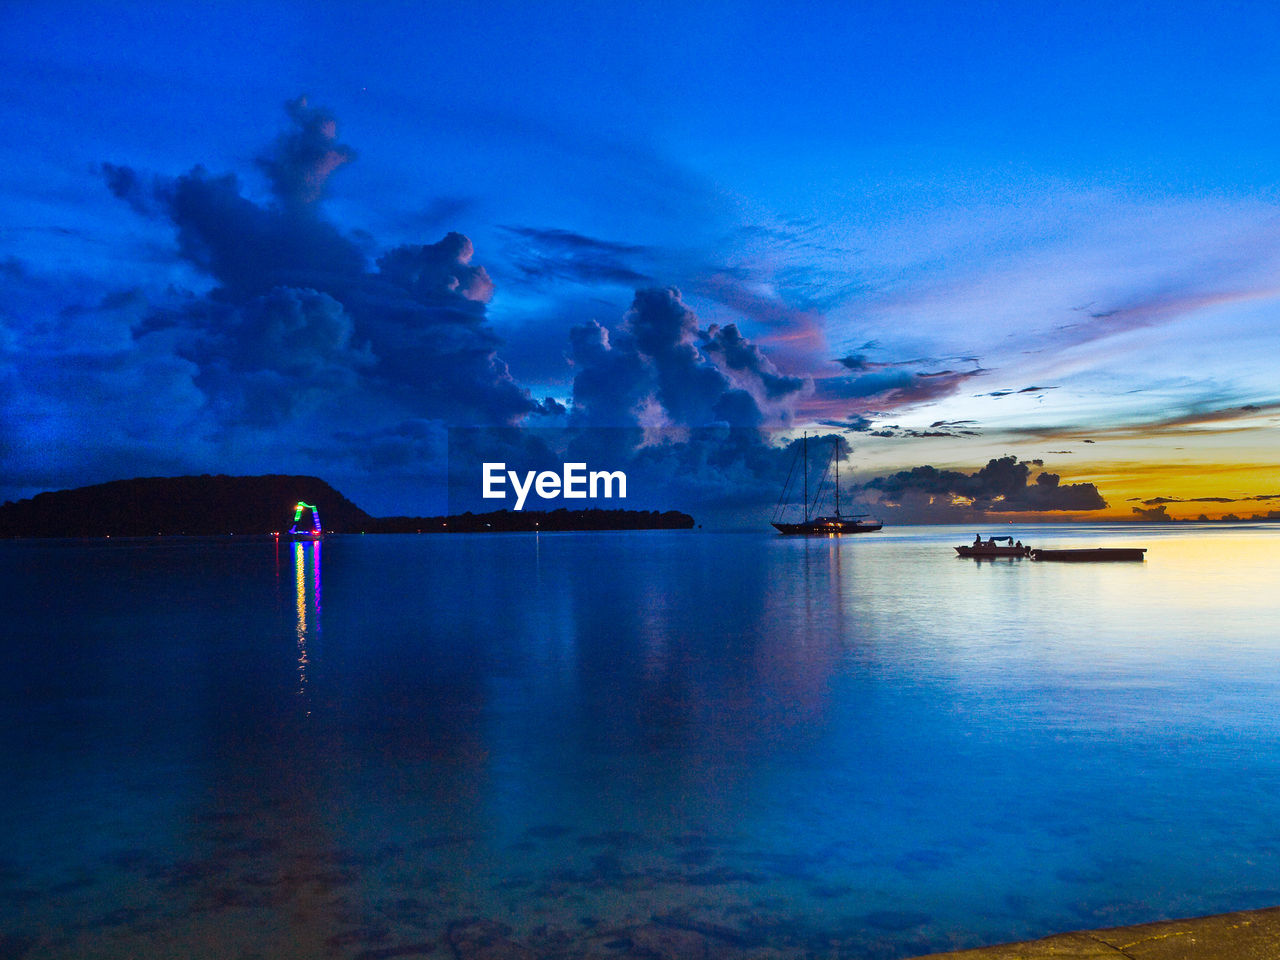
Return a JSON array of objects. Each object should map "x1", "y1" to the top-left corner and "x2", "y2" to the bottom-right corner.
[
  {"x1": 293, "y1": 539, "x2": 321, "y2": 714},
  {"x1": 8, "y1": 528, "x2": 1280, "y2": 958}
]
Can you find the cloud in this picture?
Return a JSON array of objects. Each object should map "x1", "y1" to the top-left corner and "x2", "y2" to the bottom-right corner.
[
  {"x1": 980, "y1": 385, "x2": 1059, "y2": 398},
  {"x1": 1132, "y1": 495, "x2": 1239, "y2": 506},
  {"x1": 376, "y1": 231, "x2": 496, "y2": 304},
  {"x1": 700, "y1": 322, "x2": 807, "y2": 401},
  {"x1": 863, "y1": 456, "x2": 1106, "y2": 519},
  {"x1": 1003, "y1": 400, "x2": 1280, "y2": 445},
  {"x1": 818, "y1": 416, "x2": 874, "y2": 431},
  {"x1": 867, "y1": 423, "x2": 982, "y2": 439},
  {"x1": 807, "y1": 363, "x2": 986, "y2": 425},
  {"x1": 690, "y1": 271, "x2": 828, "y2": 362},
  {"x1": 255, "y1": 95, "x2": 355, "y2": 207},
  {"x1": 499, "y1": 225, "x2": 651, "y2": 287},
  {"x1": 2, "y1": 98, "x2": 588, "y2": 508},
  {"x1": 1132, "y1": 503, "x2": 1174, "y2": 521},
  {"x1": 102, "y1": 100, "x2": 556, "y2": 427},
  {"x1": 568, "y1": 287, "x2": 804, "y2": 431}
]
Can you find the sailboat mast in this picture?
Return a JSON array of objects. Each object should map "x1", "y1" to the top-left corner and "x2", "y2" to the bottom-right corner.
[
  {"x1": 834, "y1": 437, "x2": 841, "y2": 518},
  {"x1": 802, "y1": 432, "x2": 808, "y2": 523}
]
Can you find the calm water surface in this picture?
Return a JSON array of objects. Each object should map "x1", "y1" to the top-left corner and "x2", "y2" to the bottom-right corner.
[{"x1": 4, "y1": 524, "x2": 1280, "y2": 958}]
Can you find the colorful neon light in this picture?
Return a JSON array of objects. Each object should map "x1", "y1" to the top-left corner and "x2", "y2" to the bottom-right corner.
[{"x1": 289, "y1": 501, "x2": 322, "y2": 535}]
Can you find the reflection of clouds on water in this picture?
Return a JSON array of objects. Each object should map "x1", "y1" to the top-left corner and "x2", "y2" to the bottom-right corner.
[{"x1": 10, "y1": 529, "x2": 1280, "y2": 958}]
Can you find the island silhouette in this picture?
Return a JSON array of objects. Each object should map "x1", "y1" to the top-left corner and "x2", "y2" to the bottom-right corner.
[{"x1": 0, "y1": 475, "x2": 694, "y2": 537}]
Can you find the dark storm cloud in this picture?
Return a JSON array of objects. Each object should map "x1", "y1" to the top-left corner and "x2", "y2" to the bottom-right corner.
[
  {"x1": 626, "y1": 286, "x2": 751, "y2": 426},
  {"x1": 566, "y1": 319, "x2": 649, "y2": 428},
  {"x1": 149, "y1": 164, "x2": 367, "y2": 297},
  {"x1": 100, "y1": 99, "x2": 551, "y2": 427},
  {"x1": 376, "y1": 232, "x2": 496, "y2": 305},
  {"x1": 0, "y1": 264, "x2": 211, "y2": 497},
  {"x1": 1132, "y1": 503, "x2": 1174, "y2": 520},
  {"x1": 178, "y1": 286, "x2": 375, "y2": 426},
  {"x1": 541, "y1": 289, "x2": 828, "y2": 523},
  {"x1": 864, "y1": 456, "x2": 1106, "y2": 514},
  {"x1": 700, "y1": 322, "x2": 806, "y2": 401},
  {"x1": 0, "y1": 98, "x2": 584, "y2": 506},
  {"x1": 568, "y1": 287, "x2": 805, "y2": 430}
]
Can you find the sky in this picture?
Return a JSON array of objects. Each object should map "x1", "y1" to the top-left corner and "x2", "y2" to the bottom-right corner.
[{"x1": 3, "y1": 0, "x2": 1279, "y2": 523}]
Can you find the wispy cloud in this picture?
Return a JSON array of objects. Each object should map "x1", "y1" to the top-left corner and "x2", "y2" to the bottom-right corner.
[
  {"x1": 1002, "y1": 400, "x2": 1280, "y2": 444},
  {"x1": 499, "y1": 225, "x2": 652, "y2": 286}
]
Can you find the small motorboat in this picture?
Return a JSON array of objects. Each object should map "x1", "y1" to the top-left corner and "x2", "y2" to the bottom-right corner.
[{"x1": 955, "y1": 535, "x2": 1030, "y2": 558}]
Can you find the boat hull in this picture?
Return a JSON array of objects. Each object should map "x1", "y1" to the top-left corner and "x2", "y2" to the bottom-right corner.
[
  {"x1": 955, "y1": 545, "x2": 1028, "y2": 558},
  {"x1": 772, "y1": 520, "x2": 882, "y2": 535},
  {"x1": 1029, "y1": 547, "x2": 1145, "y2": 562}
]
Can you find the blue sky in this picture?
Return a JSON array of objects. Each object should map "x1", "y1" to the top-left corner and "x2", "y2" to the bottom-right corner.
[{"x1": 3, "y1": 1, "x2": 1279, "y2": 520}]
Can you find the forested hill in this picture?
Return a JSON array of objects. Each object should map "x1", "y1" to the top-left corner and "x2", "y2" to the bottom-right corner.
[
  {"x1": 0, "y1": 475, "x2": 370, "y2": 537},
  {"x1": 0, "y1": 476, "x2": 696, "y2": 537}
]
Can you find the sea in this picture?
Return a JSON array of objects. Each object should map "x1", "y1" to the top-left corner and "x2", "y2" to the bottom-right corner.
[{"x1": 4, "y1": 523, "x2": 1280, "y2": 959}]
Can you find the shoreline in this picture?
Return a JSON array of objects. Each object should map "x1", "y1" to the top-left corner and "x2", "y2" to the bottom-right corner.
[{"x1": 910, "y1": 905, "x2": 1280, "y2": 958}]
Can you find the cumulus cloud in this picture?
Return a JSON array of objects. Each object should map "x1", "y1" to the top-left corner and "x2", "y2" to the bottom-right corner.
[
  {"x1": 0, "y1": 98, "x2": 585, "y2": 509},
  {"x1": 256, "y1": 95, "x2": 355, "y2": 207},
  {"x1": 568, "y1": 287, "x2": 806, "y2": 430},
  {"x1": 864, "y1": 456, "x2": 1106, "y2": 518},
  {"x1": 101, "y1": 98, "x2": 554, "y2": 429},
  {"x1": 377, "y1": 232, "x2": 495, "y2": 304}
]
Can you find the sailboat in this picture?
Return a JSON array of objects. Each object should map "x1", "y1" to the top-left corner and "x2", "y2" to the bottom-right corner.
[{"x1": 771, "y1": 433, "x2": 882, "y2": 535}]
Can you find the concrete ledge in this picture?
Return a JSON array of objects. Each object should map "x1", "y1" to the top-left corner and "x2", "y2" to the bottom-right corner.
[{"x1": 910, "y1": 905, "x2": 1280, "y2": 959}]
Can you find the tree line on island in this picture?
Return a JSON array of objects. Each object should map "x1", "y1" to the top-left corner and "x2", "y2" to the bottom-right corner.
[{"x1": 0, "y1": 475, "x2": 693, "y2": 538}]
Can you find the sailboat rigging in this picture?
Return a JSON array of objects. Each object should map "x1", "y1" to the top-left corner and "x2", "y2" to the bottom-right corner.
[{"x1": 771, "y1": 433, "x2": 882, "y2": 535}]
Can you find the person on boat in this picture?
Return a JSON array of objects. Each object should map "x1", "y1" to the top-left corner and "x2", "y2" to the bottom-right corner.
[{"x1": 973, "y1": 533, "x2": 982, "y2": 547}]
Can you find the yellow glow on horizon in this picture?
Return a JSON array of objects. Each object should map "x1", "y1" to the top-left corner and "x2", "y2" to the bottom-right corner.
[{"x1": 1065, "y1": 460, "x2": 1280, "y2": 520}]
